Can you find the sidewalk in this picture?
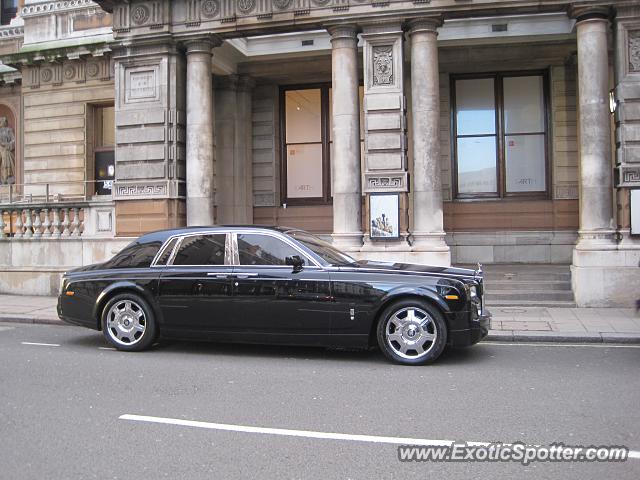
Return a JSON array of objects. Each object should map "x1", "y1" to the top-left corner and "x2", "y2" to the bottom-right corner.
[{"x1": 1, "y1": 294, "x2": 639, "y2": 343}]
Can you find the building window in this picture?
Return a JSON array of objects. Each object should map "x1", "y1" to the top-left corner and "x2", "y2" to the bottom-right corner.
[
  {"x1": 452, "y1": 72, "x2": 549, "y2": 199},
  {"x1": 93, "y1": 105, "x2": 115, "y2": 196},
  {"x1": 281, "y1": 85, "x2": 364, "y2": 205},
  {"x1": 1, "y1": 0, "x2": 17, "y2": 26}
]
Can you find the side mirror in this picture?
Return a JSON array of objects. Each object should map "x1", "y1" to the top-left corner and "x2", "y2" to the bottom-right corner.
[{"x1": 286, "y1": 255, "x2": 305, "y2": 273}]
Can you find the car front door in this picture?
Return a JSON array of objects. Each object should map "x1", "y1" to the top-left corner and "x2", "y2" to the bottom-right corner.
[
  {"x1": 231, "y1": 232, "x2": 332, "y2": 340},
  {"x1": 157, "y1": 232, "x2": 235, "y2": 336}
]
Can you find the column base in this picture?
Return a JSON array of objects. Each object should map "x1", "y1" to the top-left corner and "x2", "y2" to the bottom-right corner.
[
  {"x1": 331, "y1": 232, "x2": 363, "y2": 251},
  {"x1": 575, "y1": 229, "x2": 617, "y2": 251},
  {"x1": 354, "y1": 234, "x2": 451, "y2": 266},
  {"x1": 571, "y1": 241, "x2": 640, "y2": 307}
]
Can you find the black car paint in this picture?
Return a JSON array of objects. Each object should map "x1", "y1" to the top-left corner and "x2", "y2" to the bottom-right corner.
[{"x1": 58, "y1": 226, "x2": 489, "y2": 349}]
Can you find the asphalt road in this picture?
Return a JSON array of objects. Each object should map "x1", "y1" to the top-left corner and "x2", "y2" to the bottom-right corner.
[{"x1": 1, "y1": 322, "x2": 639, "y2": 480}]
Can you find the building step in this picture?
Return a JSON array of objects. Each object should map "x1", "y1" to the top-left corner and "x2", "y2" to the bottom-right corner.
[
  {"x1": 484, "y1": 280, "x2": 572, "y2": 292},
  {"x1": 486, "y1": 300, "x2": 577, "y2": 308},
  {"x1": 485, "y1": 290, "x2": 575, "y2": 302}
]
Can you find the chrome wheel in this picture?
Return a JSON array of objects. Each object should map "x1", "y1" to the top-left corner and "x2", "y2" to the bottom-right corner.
[
  {"x1": 105, "y1": 299, "x2": 147, "y2": 346},
  {"x1": 385, "y1": 307, "x2": 437, "y2": 360}
]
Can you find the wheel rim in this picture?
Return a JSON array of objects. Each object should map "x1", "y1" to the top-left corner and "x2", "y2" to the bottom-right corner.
[
  {"x1": 385, "y1": 307, "x2": 437, "y2": 360},
  {"x1": 105, "y1": 300, "x2": 146, "y2": 346}
]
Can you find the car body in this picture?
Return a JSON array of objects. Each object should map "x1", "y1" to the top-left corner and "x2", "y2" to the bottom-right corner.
[{"x1": 58, "y1": 226, "x2": 490, "y2": 365}]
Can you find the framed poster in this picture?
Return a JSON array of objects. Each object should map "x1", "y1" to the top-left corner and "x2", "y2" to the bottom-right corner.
[{"x1": 370, "y1": 193, "x2": 400, "y2": 239}]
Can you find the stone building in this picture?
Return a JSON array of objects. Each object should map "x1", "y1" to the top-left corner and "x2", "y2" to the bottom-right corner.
[{"x1": 0, "y1": 0, "x2": 638, "y2": 306}]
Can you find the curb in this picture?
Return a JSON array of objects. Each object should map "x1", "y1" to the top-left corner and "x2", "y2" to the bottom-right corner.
[
  {"x1": 2, "y1": 317, "x2": 640, "y2": 345},
  {"x1": 0, "y1": 316, "x2": 65, "y2": 326},
  {"x1": 486, "y1": 330, "x2": 640, "y2": 344}
]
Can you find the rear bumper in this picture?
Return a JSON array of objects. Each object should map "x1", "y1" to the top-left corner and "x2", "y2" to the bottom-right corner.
[{"x1": 448, "y1": 311, "x2": 491, "y2": 347}]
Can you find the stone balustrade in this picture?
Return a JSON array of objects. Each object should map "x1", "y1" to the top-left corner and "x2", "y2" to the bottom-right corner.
[{"x1": 0, "y1": 205, "x2": 85, "y2": 239}]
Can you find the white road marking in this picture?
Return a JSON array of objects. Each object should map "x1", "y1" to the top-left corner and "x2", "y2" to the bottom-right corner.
[
  {"x1": 21, "y1": 342, "x2": 60, "y2": 347},
  {"x1": 482, "y1": 342, "x2": 640, "y2": 349},
  {"x1": 119, "y1": 414, "x2": 640, "y2": 460}
]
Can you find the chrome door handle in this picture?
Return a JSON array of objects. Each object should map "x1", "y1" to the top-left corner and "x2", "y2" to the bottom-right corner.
[
  {"x1": 235, "y1": 273, "x2": 258, "y2": 279},
  {"x1": 207, "y1": 273, "x2": 231, "y2": 278}
]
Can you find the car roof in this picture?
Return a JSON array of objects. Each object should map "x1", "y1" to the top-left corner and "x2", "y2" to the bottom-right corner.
[{"x1": 135, "y1": 225, "x2": 299, "y2": 244}]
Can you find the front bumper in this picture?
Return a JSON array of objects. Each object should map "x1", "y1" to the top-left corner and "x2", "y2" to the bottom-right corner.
[{"x1": 448, "y1": 311, "x2": 491, "y2": 347}]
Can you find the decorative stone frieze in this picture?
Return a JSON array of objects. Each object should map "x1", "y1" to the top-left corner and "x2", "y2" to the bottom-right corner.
[{"x1": 22, "y1": 56, "x2": 112, "y2": 89}]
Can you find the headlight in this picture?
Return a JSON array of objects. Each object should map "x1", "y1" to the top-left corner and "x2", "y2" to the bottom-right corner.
[
  {"x1": 59, "y1": 275, "x2": 67, "y2": 295},
  {"x1": 469, "y1": 285, "x2": 478, "y2": 299}
]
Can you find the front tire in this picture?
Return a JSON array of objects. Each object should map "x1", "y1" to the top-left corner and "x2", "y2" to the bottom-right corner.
[
  {"x1": 376, "y1": 300, "x2": 447, "y2": 365},
  {"x1": 101, "y1": 293, "x2": 157, "y2": 351}
]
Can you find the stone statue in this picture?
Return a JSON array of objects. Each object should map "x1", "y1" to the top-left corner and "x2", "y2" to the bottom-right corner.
[{"x1": 0, "y1": 116, "x2": 15, "y2": 184}]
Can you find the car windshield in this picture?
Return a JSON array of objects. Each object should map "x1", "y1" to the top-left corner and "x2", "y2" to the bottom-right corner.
[{"x1": 288, "y1": 231, "x2": 356, "y2": 266}]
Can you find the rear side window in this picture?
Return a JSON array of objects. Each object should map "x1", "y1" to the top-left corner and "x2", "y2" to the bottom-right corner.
[
  {"x1": 237, "y1": 234, "x2": 300, "y2": 266},
  {"x1": 173, "y1": 234, "x2": 227, "y2": 266},
  {"x1": 107, "y1": 241, "x2": 162, "y2": 269}
]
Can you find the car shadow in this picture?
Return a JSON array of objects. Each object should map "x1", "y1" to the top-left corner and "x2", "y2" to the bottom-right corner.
[{"x1": 64, "y1": 331, "x2": 493, "y2": 366}]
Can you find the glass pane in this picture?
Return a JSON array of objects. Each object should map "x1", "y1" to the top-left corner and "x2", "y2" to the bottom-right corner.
[
  {"x1": 457, "y1": 136, "x2": 497, "y2": 194},
  {"x1": 455, "y1": 78, "x2": 496, "y2": 136},
  {"x1": 505, "y1": 134, "x2": 546, "y2": 192},
  {"x1": 286, "y1": 143, "x2": 323, "y2": 198},
  {"x1": 237, "y1": 234, "x2": 299, "y2": 266},
  {"x1": 173, "y1": 235, "x2": 227, "y2": 266},
  {"x1": 503, "y1": 76, "x2": 545, "y2": 134},
  {"x1": 285, "y1": 89, "x2": 321, "y2": 143}
]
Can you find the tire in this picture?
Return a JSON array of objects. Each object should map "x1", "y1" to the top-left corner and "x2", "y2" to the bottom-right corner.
[
  {"x1": 376, "y1": 299, "x2": 447, "y2": 365},
  {"x1": 101, "y1": 293, "x2": 157, "y2": 351}
]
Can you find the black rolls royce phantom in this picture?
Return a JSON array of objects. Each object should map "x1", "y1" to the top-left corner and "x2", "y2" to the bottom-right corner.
[{"x1": 58, "y1": 226, "x2": 490, "y2": 365}]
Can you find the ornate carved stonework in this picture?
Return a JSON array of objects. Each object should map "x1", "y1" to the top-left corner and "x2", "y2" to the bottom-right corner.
[
  {"x1": 630, "y1": 30, "x2": 640, "y2": 73},
  {"x1": 273, "y1": 0, "x2": 292, "y2": 9},
  {"x1": 131, "y1": 4, "x2": 150, "y2": 25},
  {"x1": 202, "y1": 0, "x2": 220, "y2": 18},
  {"x1": 372, "y1": 45, "x2": 393, "y2": 86},
  {"x1": 115, "y1": 183, "x2": 168, "y2": 198},
  {"x1": 364, "y1": 172, "x2": 408, "y2": 192},
  {"x1": 237, "y1": 0, "x2": 256, "y2": 14},
  {"x1": 41, "y1": 68, "x2": 53, "y2": 83}
]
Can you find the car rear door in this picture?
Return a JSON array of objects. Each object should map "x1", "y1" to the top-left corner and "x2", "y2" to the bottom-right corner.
[
  {"x1": 157, "y1": 232, "x2": 235, "y2": 336},
  {"x1": 230, "y1": 232, "x2": 332, "y2": 339}
]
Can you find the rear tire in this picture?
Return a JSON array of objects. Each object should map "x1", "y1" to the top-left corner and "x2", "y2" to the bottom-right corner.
[
  {"x1": 101, "y1": 293, "x2": 157, "y2": 351},
  {"x1": 376, "y1": 299, "x2": 447, "y2": 365}
]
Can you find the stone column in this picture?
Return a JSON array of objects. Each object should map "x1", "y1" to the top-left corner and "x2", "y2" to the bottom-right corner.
[
  {"x1": 185, "y1": 38, "x2": 218, "y2": 226},
  {"x1": 574, "y1": 9, "x2": 615, "y2": 247},
  {"x1": 408, "y1": 18, "x2": 450, "y2": 265},
  {"x1": 328, "y1": 24, "x2": 362, "y2": 249},
  {"x1": 215, "y1": 75, "x2": 254, "y2": 225}
]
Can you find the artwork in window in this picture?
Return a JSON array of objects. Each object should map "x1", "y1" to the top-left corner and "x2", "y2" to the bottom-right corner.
[
  {"x1": 505, "y1": 134, "x2": 546, "y2": 193},
  {"x1": 457, "y1": 136, "x2": 497, "y2": 194},
  {"x1": 370, "y1": 194, "x2": 400, "y2": 239},
  {"x1": 286, "y1": 144, "x2": 323, "y2": 198}
]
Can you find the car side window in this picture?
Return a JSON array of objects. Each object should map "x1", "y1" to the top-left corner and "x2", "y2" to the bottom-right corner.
[
  {"x1": 172, "y1": 234, "x2": 227, "y2": 266},
  {"x1": 237, "y1": 234, "x2": 300, "y2": 266}
]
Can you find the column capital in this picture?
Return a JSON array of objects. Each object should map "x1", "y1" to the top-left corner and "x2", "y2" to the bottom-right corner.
[
  {"x1": 569, "y1": 5, "x2": 612, "y2": 24},
  {"x1": 184, "y1": 35, "x2": 223, "y2": 55},
  {"x1": 406, "y1": 16, "x2": 443, "y2": 36},
  {"x1": 326, "y1": 23, "x2": 359, "y2": 44}
]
